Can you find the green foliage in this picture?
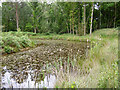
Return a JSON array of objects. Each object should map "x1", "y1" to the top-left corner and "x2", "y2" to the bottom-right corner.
[
  {"x1": 17, "y1": 28, "x2": 21, "y2": 32},
  {"x1": 117, "y1": 26, "x2": 120, "y2": 30},
  {"x1": 69, "y1": 82, "x2": 77, "y2": 88},
  {"x1": 98, "y1": 62, "x2": 118, "y2": 88},
  {"x1": 2, "y1": 2, "x2": 120, "y2": 34},
  {"x1": 25, "y1": 23, "x2": 34, "y2": 32},
  {"x1": 1, "y1": 31, "x2": 35, "y2": 54},
  {"x1": 53, "y1": 28, "x2": 118, "y2": 88},
  {"x1": 4, "y1": 46, "x2": 14, "y2": 54},
  {"x1": 0, "y1": 36, "x2": 4, "y2": 48},
  {"x1": 44, "y1": 32, "x2": 50, "y2": 35}
]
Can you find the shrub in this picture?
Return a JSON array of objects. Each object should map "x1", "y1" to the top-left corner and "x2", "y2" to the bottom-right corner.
[
  {"x1": 44, "y1": 32, "x2": 50, "y2": 35},
  {"x1": 17, "y1": 28, "x2": 21, "y2": 32},
  {"x1": 0, "y1": 36, "x2": 4, "y2": 48},
  {"x1": 1, "y1": 32, "x2": 35, "y2": 54},
  {"x1": 98, "y1": 62, "x2": 118, "y2": 88},
  {"x1": 4, "y1": 46, "x2": 14, "y2": 54}
]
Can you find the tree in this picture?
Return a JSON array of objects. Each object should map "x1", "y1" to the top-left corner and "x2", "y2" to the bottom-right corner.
[
  {"x1": 99, "y1": 2, "x2": 102, "y2": 29},
  {"x1": 0, "y1": 6, "x2": 2, "y2": 32},
  {"x1": 28, "y1": 2, "x2": 40, "y2": 33},
  {"x1": 2, "y1": 2, "x2": 120, "y2": 34},
  {"x1": 78, "y1": 2, "x2": 81, "y2": 36},
  {"x1": 15, "y1": 2, "x2": 19, "y2": 31},
  {"x1": 114, "y1": 2, "x2": 116, "y2": 28},
  {"x1": 72, "y1": 10, "x2": 75, "y2": 35},
  {"x1": 83, "y1": 3, "x2": 86, "y2": 35},
  {"x1": 90, "y1": 3, "x2": 94, "y2": 35}
]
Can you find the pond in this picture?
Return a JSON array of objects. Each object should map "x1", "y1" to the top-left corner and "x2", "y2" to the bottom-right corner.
[{"x1": 1, "y1": 40, "x2": 91, "y2": 88}]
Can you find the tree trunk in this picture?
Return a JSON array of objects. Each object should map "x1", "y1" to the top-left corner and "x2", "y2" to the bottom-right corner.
[
  {"x1": 114, "y1": 2, "x2": 116, "y2": 28},
  {"x1": 83, "y1": 3, "x2": 86, "y2": 35},
  {"x1": 7, "y1": 17, "x2": 9, "y2": 32},
  {"x1": 72, "y1": 11, "x2": 74, "y2": 35},
  {"x1": 100, "y1": 2, "x2": 101, "y2": 29},
  {"x1": 34, "y1": 28, "x2": 36, "y2": 33},
  {"x1": 16, "y1": 2, "x2": 19, "y2": 31},
  {"x1": 33, "y1": 11, "x2": 37, "y2": 33},
  {"x1": 70, "y1": 15, "x2": 72, "y2": 34},
  {"x1": 67, "y1": 23, "x2": 69, "y2": 33},
  {"x1": 78, "y1": 5, "x2": 80, "y2": 36},
  {"x1": 78, "y1": 18, "x2": 80, "y2": 35},
  {"x1": 76, "y1": 30, "x2": 77, "y2": 35},
  {"x1": 90, "y1": 3, "x2": 94, "y2": 35}
]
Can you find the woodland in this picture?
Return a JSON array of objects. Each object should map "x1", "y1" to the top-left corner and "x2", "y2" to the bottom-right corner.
[{"x1": 0, "y1": 1, "x2": 120, "y2": 88}]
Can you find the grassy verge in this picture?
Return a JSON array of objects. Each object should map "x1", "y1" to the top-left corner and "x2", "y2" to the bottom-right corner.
[
  {"x1": 53, "y1": 28, "x2": 118, "y2": 88},
  {"x1": 1, "y1": 31, "x2": 35, "y2": 54}
]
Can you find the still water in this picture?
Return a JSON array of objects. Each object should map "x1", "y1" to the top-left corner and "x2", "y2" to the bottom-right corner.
[{"x1": 1, "y1": 40, "x2": 90, "y2": 88}]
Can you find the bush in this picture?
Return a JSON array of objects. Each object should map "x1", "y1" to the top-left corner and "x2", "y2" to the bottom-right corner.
[
  {"x1": 44, "y1": 32, "x2": 50, "y2": 35},
  {"x1": 4, "y1": 46, "x2": 14, "y2": 54},
  {"x1": 25, "y1": 23, "x2": 34, "y2": 32},
  {"x1": 0, "y1": 36, "x2": 4, "y2": 48},
  {"x1": 117, "y1": 26, "x2": 120, "y2": 30},
  {"x1": 98, "y1": 62, "x2": 118, "y2": 88},
  {"x1": 17, "y1": 28, "x2": 21, "y2": 32},
  {"x1": 1, "y1": 32, "x2": 35, "y2": 54}
]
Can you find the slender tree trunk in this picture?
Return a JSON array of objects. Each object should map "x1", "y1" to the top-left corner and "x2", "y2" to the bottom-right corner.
[
  {"x1": 16, "y1": 2, "x2": 19, "y2": 31},
  {"x1": 70, "y1": 16, "x2": 72, "y2": 34},
  {"x1": 22, "y1": 15, "x2": 25, "y2": 31},
  {"x1": 72, "y1": 11, "x2": 74, "y2": 35},
  {"x1": 7, "y1": 17, "x2": 9, "y2": 32},
  {"x1": 78, "y1": 17, "x2": 80, "y2": 35},
  {"x1": 90, "y1": 3, "x2": 94, "y2": 35},
  {"x1": 86, "y1": 4, "x2": 91, "y2": 32},
  {"x1": 76, "y1": 30, "x2": 77, "y2": 35},
  {"x1": 33, "y1": 11, "x2": 36, "y2": 33},
  {"x1": 107, "y1": 19, "x2": 109, "y2": 28},
  {"x1": 67, "y1": 23, "x2": 69, "y2": 33},
  {"x1": 83, "y1": 3, "x2": 86, "y2": 35},
  {"x1": 78, "y1": 5, "x2": 80, "y2": 36},
  {"x1": 34, "y1": 28, "x2": 36, "y2": 33},
  {"x1": 100, "y1": 3, "x2": 101, "y2": 29},
  {"x1": 114, "y1": 2, "x2": 116, "y2": 28}
]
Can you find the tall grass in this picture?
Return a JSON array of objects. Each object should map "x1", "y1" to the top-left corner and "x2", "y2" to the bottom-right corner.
[
  {"x1": 29, "y1": 28, "x2": 118, "y2": 88},
  {"x1": 53, "y1": 28, "x2": 118, "y2": 88}
]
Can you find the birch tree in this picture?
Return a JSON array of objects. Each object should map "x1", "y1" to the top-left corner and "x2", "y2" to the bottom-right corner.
[
  {"x1": 15, "y1": 2, "x2": 19, "y2": 31},
  {"x1": 114, "y1": 2, "x2": 116, "y2": 28},
  {"x1": 83, "y1": 3, "x2": 86, "y2": 35},
  {"x1": 90, "y1": 3, "x2": 94, "y2": 35}
]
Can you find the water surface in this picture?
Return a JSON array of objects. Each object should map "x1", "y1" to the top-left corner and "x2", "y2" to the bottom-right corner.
[{"x1": 1, "y1": 40, "x2": 90, "y2": 88}]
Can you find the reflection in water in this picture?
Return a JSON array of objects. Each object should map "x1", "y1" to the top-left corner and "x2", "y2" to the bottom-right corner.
[
  {"x1": 1, "y1": 40, "x2": 91, "y2": 88},
  {"x1": 2, "y1": 68, "x2": 56, "y2": 88}
]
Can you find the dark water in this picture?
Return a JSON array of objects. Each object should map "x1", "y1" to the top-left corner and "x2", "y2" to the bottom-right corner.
[{"x1": 1, "y1": 40, "x2": 91, "y2": 88}]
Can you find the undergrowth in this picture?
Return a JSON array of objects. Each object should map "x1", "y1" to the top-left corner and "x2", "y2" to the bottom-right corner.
[
  {"x1": 54, "y1": 28, "x2": 118, "y2": 88},
  {"x1": 1, "y1": 31, "x2": 35, "y2": 54}
]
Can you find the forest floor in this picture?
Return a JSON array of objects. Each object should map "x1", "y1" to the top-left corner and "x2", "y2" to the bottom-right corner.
[{"x1": 1, "y1": 28, "x2": 119, "y2": 88}]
